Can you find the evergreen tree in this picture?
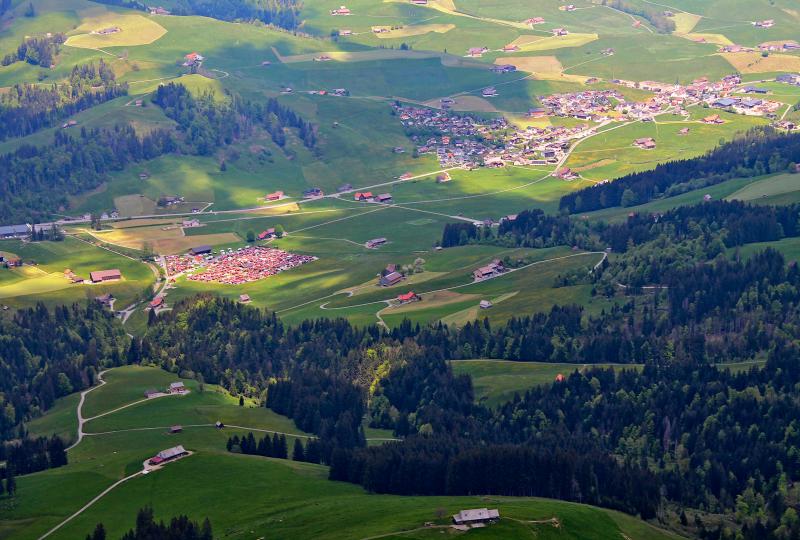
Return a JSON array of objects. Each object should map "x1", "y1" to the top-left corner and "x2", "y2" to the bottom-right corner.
[{"x1": 292, "y1": 439, "x2": 305, "y2": 461}]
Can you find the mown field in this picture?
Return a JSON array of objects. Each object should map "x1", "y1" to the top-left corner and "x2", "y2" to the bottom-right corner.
[
  {"x1": 0, "y1": 236, "x2": 154, "y2": 310},
  {"x1": 3, "y1": 365, "x2": 682, "y2": 540}
]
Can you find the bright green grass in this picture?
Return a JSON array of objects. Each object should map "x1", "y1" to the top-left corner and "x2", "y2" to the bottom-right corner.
[
  {"x1": 26, "y1": 393, "x2": 81, "y2": 445},
  {"x1": 580, "y1": 174, "x2": 765, "y2": 223},
  {"x1": 726, "y1": 172, "x2": 800, "y2": 202},
  {"x1": 81, "y1": 365, "x2": 180, "y2": 419},
  {"x1": 0, "y1": 365, "x2": 681, "y2": 540},
  {"x1": 451, "y1": 360, "x2": 641, "y2": 407},
  {"x1": 734, "y1": 237, "x2": 800, "y2": 263},
  {"x1": 0, "y1": 236, "x2": 153, "y2": 309}
]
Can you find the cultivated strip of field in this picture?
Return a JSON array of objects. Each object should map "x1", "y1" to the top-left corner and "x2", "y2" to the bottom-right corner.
[
  {"x1": 65, "y1": 13, "x2": 166, "y2": 49},
  {"x1": 494, "y1": 56, "x2": 588, "y2": 83},
  {"x1": 271, "y1": 47, "x2": 442, "y2": 64},
  {"x1": 374, "y1": 23, "x2": 455, "y2": 38},
  {"x1": 508, "y1": 33, "x2": 598, "y2": 52},
  {"x1": 720, "y1": 52, "x2": 800, "y2": 74}
]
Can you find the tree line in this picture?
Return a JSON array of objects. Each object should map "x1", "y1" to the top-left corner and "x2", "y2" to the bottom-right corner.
[
  {"x1": 560, "y1": 127, "x2": 800, "y2": 213},
  {"x1": 0, "y1": 61, "x2": 127, "y2": 142},
  {"x1": 87, "y1": 506, "x2": 212, "y2": 540},
  {"x1": 227, "y1": 431, "x2": 323, "y2": 464},
  {"x1": 2, "y1": 32, "x2": 66, "y2": 68},
  {"x1": 0, "y1": 435, "x2": 67, "y2": 475},
  {"x1": 89, "y1": 0, "x2": 302, "y2": 31}
]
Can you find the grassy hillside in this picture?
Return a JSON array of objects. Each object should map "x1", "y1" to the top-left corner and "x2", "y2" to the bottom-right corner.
[{"x1": 2, "y1": 365, "x2": 682, "y2": 540}]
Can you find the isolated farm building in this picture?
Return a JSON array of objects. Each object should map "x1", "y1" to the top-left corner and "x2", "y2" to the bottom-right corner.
[
  {"x1": 452, "y1": 508, "x2": 500, "y2": 526},
  {"x1": 754, "y1": 19, "x2": 774, "y2": 28},
  {"x1": 382, "y1": 264, "x2": 398, "y2": 276},
  {"x1": 303, "y1": 187, "x2": 324, "y2": 198},
  {"x1": 376, "y1": 193, "x2": 393, "y2": 203},
  {"x1": 0, "y1": 224, "x2": 32, "y2": 238},
  {"x1": 189, "y1": 245, "x2": 212, "y2": 256},
  {"x1": 266, "y1": 191, "x2": 284, "y2": 201},
  {"x1": 215, "y1": 421, "x2": 224, "y2": 429},
  {"x1": 149, "y1": 445, "x2": 188, "y2": 465},
  {"x1": 182, "y1": 219, "x2": 200, "y2": 228},
  {"x1": 149, "y1": 296, "x2": 164, "y2": 309},
  {"x1": 354, "y1": 192, "x2": 374, "y2": 201},
  {"x1": 554, "y1": 167, "x2": 577, "y2": 179},
  {"x1": 331, "y1": 5, "x2": 351, "y2": 15},
  {"x1": 525, "y1": 17, "x2": 545, "y2": 25},
  {"x1": 634, "y1": 137, "x2": 656, "y2": 149},
  {"x1": 340, "y1": 29, "x2": 353, "y2": 36},
  {"x1": 183, "y1": 52, "x2": 204, "y2": 66},
  {"x1": 168, "y1": 381, "x2": 187, "y2": 394},
  {"x1": 492, "y1": 64, "x2": 517, "y2": 73},
  {"x1": 95, "y1": 293, "x2": 114, "y2": 306},
  {"x1": 239, "y1": 294, "x2": 251, "y2": 303},
  {"x1": 149, "y1": 6, "x2": 170, "y2": 15},
  {"x1": 411, "y1": 0, "x2": 428, "y2": 4},
  {"x1": 481, "y1": 86, "x2": 498, "y2": 97},
  {"x1": 702, "y1": 114, "x2": 723, "y2": 124},
  {"x1": 436, "y1": 172, "x2": 451, "y2": 183},
  {"x1": 61, "y1": 120, "x2": 78, "y2": 129},
  {"x1": 169, "y1": 425, "x2": 182, "y2": 434},
  {"x1": 258, "y1": 228, "x2": 276, "y2": 240},
  {"x1": 479, "y1": 300, "x2": 493, "y2": 309},
  {"x1": 380, "y1": 271, "x2": 404, "y2": 287},
  {"x1": 337, "y1": 183, "x2": 353, "y2": 192},
  {"x1": 144, "y1": 388, "x2": 159, "y2": 398},
  {"x1": 467, "y1": 47, "x2": 488, "y2": 57},
  {"x1": 397, "y1": 291, "x2": 420, "y2": 303},
  {"x1": 473, "y1": 260, "x2": 505, "y2": 281},
  {"x1": 96, "y1": 26, "x2": 121, "y2": 35},
  {"x1": 366, "y1": 237, "x2": 388, "y2": 248},
  {"x1": 501, "y1": 214, "x2": 518, "y2": 223},
  {"x1": 555, "y1": 373, "x2": 566, "y2": 383},
  {"x1": 552, "y1": 27, "x2": 569, "y2": 36},
  {"x1": 90, "y1": 269, "x2": 122, "y2": 283},
  {"x1": 502, "y1": 44, "x2": 520, "y2": 52},
  {"x1": 679, "y1": 127, "x2": 690, "y2": 135}
]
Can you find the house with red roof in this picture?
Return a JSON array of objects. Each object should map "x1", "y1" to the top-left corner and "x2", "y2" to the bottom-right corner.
[{"x1": 397, "y1": 291, "x2": 420, "y2": 303}]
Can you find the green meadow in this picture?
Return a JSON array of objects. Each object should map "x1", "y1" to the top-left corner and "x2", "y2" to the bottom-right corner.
[
  {"x1": 0, "y1": 236, "x2": 154, "y2": 310},
  {"x1": 2, "y1": 365, "x2": 681, "y2": 540},
  {"x1": 451, "y1": 360, "x2": 642, "y2": 407}
]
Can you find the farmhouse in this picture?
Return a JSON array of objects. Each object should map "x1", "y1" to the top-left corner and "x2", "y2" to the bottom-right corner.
[
  {"x1": 149, "y1": 6, "x2": 170, "y2": 15},
  {"x1": 354, "y1": 192, "x2": 374, "y2": 201},
  {"x1": 95, "y1": 293, "x2": 114, "y2": 307},
  {"x1": 149, "y1": 296, "x2": 164, "y2": 309},
  {"x1": 182, "y1": 219, "x2": 200, "y2": 228},
  {"x1": 552, "y1": 27, "x2": 569, "y2": 36},
  {"x1": 502, "y1": 44, "x2": 520, "y2": 52},
  {"x1": 411, "y1": 0, "x2": 427, "y2": 4},
  {"x1": 95, "y1": 26, "x2": 121, "y2": 35},
  {"x1": 679, "y1": 127, "x2": 690, "y2": 135},
  {"x1": 168, "y1": 381, "x2": 187, "y2": 394},
  {"x1": 467, "y1": 47, "x2": 489, "y2": 57},
  {"x1": 258, "y1": 228, "x2": 276, "y2": 240},
  {"x1": 303, "y1": 187, "x2": 324, "y2": 198},
  {"x1": 436, "y1": 172, "x2": 451, "y2": 183},
  {"x1": 753, "y1": 19, "x2": 774, "y2": 28},
  {"x1": 524, "y1": 17, "x2": 545, "y2": 25},
  {"x1": 330, "y1": 5, "x2": 351, "y2": 15},
  {"x1": 90, "y1": 269, "x2": 122, "y2": 283},
  {"x1": 266, "y1": 191, "x2": 284, "y2": 201},
  {"x1": 338, "y1": 183, "x2": 353, "y2": 192},
  {"x1": 168, "y1": 425, "x2": 182, "y2": 434},
  {"x1": 491, "y1": 64, "x2": 517, "y2": 73},
  {"x1": 397, "y1": 291, "x2": 420, "y2": 304},
  {"x1": 702, "y1": 114, "x2": 723, "y2": 124},
  {"x1": 376, "y1": 193, "x2": 393, "y2": 203},
  {"x1": 479, "y1": 300, "x2": 493, "y2": 309},
  {"x1": 481, "y1": 86, "x2": 498, "y2": 97},
  {"x1": 366, "y1": 237, "x2": 388, "y2": 249},
  {"x1": 380, "y1": 271, "x2": 404, "y2": 287},
  {"x1": 148, "y1": 445, "x2": 188, "y2": 466},
  {"x1": 776, "y1": 74, "x2": 800, "y2": 85},
  {"x1": 0, "y1": 224, "x2": 32, "y2": 238},
  {"x1": 453, "y1": 508, "x2": 500, "y2": 526},
  {"x1": 189, "y1": 245, "x2": 212, "y2": 256},
  {"x1": 183, "y1": 52, "x2": 204, "y2": 66},
  {"x1": 473, "y1": 260, "x2": 505, "y2": 281},
  {"x1": 633, "y1": 137, "x2": 656, "y2": 149},
  {"x1": 239, "y1": 294, "x2": 251, "y2": 303},
  {"x1": 144, "y1": 388, "x2": 159, "y2": 398}
]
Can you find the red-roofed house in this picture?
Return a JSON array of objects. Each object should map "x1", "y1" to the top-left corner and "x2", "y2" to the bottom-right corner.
[
  {"x1": 266, "y1": 191, "x2": 284, "y2": 201},
  {"x1": 397, "y1": 291, "x2": 420, "y2": 303},
  {"x1": 355, "y1": 192, "x2": 374, "y2": 201}
]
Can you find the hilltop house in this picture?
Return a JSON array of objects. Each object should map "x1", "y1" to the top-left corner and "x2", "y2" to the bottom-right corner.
[
  {"x1": 183, "y1": 52, "x2": 204, "y2": 66},
  {"x1": 453, "y1": 508, "x2": 500, "y2": 526},
  {"x1": 148, "y1": 445, "x2": 188, "y2": 466},
  {"x1": 331, "y1": 5, "x2": 351, "y2": 15}
]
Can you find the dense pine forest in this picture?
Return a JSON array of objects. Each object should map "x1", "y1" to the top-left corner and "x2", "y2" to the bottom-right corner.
[
  {"x1": 560, "y1": 128, "x2": 800, "y2": 213},
  {"x1": 88, "y1": 507, "x2": 213, "y2": 540},
  {"x1": 90, "y1": 0, "x2": 303, "y2": 30}
]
